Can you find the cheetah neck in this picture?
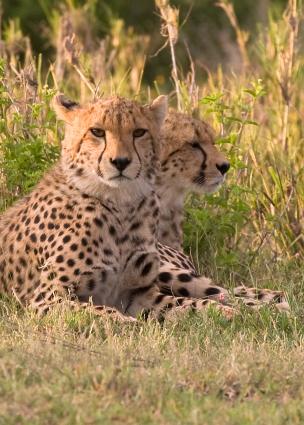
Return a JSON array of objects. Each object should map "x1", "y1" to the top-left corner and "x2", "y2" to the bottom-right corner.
[{"x1": 157, "y1": 182, "x2": 186, "y2": 251}]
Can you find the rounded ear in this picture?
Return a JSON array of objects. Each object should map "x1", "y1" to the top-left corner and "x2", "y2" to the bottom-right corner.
[
  {"x1": 52, "y1": 94, "x2": 80, "y2": 122},
  {"x1": 150, "y1": 95, "x2": 168, "y2": 127}
]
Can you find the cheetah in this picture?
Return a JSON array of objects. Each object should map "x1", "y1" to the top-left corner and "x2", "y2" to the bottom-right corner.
[
  {"x1": 0, "y1": 95, "x2": 235, "y2": 321},
  {"x1": 155, "y1": 111, "x2": 289, "y2": 311}
]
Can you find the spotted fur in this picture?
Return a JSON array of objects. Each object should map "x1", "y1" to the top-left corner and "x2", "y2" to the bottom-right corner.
[{"x1": 0, "y1": 96, "x2": 235, "y2": 321}]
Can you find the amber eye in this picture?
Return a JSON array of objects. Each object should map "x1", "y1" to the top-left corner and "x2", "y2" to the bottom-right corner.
[
  {"x1": 90, "y1": 128, "x2": 105, "y2": 138},
  {"x1": 133, "y1": 128, "x2": 147, "y2": 138},
  {"x1": 191, "y1": 142, "x2": 201, "y2": 149}
]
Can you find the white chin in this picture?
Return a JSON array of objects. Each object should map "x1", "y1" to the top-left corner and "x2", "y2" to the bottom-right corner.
[
  {"x1": 105, "y1": 176, "x2": 152, "y2": 200},
  {"x1": 104, "y1": 177, "x2": 132, "y2": 188}
]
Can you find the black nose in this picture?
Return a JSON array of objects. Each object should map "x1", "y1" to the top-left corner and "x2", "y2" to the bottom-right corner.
[
  {"x1": 110, "y1": 157, "x2": 131, "y2": 172},
  {"x1": 216, "y1": 162, "x2": 230, "y2": 175}
]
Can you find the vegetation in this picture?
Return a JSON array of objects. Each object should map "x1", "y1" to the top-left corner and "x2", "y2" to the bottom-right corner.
[{"x1": 0, "y1": 0, "x2": 303, "y2": 423}]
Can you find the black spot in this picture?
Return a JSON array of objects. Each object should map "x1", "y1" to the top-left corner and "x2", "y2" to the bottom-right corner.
[
  {"x1": 178, "y1": 273, "x2": 192, "y2": 282},
  {"x1": 81, "y1": 238, "x2": 88, "y2": 246},
  {"x1": 85, "y1": 258, "x2": 93, "y2": 266},
  {"x1": 56, "y1": 255, "x2": 64, "y2": 263},
  {"x1": 85, "y1": 205, "x2": 95, "y2": 212},
  {"x1": 63, "y1": 235, "x2": 71, "y2": 244},
  {"x1": 178, "y1": 287, "x2": 190, "y2": 297},
  {"x1": 67, "y1": 259, "x2": 75, "y2": 267},
  {"x1": 34, "y1": 215, "x2": 40, "y2": 224},
  {"x1": 205, "y1": 287, "x2": 221, "y2": 296},
  {"x1": 154, "y1": 293, "x2": 166, "y2": 304},
  {"x1": 130, "y1": 222, "x2": 141, "y2": 231},
  {"x1": 104, "y1": 248, "x2": 113, "y2": 256},
  {"x1": 70, "y1": 243, "x2": 78, "y2": 251},
  {"x1": 159, "y1": 272, "x2": 172, "y2": 283},
  {"x1": 59, "y1": 275, "x2": 69, "y2": 283},
  {"x1": 40, "y1": 234, "x2": 47, "y2": 242},
  {"x1": 109, "y1": 226, "x2": 116, "y2": 236},
  {"x1": 30, "y1": 233, "x2": 37, "y2": 243},
  {"x1": 93, "y1": 217, "x2": 103, "y2": 227}
]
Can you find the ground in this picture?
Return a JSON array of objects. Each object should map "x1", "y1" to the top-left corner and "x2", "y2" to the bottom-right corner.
[{"x1": 0, "y1": 262, "x2": 303, "y2": 425}]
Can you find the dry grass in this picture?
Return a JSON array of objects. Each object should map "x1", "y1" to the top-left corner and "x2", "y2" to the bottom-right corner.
[{"x1": 1, "y1": 295, "x2": 304, "y2": 425}]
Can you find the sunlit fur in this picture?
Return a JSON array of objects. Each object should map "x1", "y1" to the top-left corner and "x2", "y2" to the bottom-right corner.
[
  {"x1": 56, "y1": 96, "x2": 165, "y2": 204},
  {"x1": 157, "y1": 111, "x2": 229, "y2": 250}
]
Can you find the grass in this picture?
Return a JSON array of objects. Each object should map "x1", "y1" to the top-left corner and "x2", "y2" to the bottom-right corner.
[
  {"x1": 0, "y1": 0, "x2": 304, "y2": 423},
  {"x1": 1, "y1": 297, "x2": 304, "y2": 425}
]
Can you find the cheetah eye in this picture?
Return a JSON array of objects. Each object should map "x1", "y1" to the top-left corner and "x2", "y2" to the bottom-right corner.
[
  {"x1": 90, "y1": 128, "x2": 105, "y2": 138},
  {"x1": 133, "y1": 128, "x2": 147, "y2": 138},
  {"x1": 190, "y1": 142, "x2": 201, "y2": 149}
]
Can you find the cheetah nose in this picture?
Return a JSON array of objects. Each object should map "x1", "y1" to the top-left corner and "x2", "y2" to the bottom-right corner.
[
  {"x1": 216, "y1": 162, "x2": 230, "y2": 175},
  {"x1": 110, "y1": 157, "x2": 131, "y2": 172}
]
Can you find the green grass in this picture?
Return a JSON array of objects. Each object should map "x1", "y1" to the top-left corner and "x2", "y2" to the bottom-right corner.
[{"x1": 1, "y1": 297, "x2": 304, "y2": 425}]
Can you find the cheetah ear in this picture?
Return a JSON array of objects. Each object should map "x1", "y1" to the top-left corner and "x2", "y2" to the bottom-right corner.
[
  {"x1": 52, "y1": 94, "x2": 81, "y2": 123},
  {"x1": 150, "y1": 95, "x2": 168, "y2": 127}
]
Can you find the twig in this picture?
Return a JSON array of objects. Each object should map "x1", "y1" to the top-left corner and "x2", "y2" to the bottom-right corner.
[
  {"x1": 155, "y1": 0, "x2": 181, "y2": 110},
  {"x1": 216, "y1": 1, "x2": 249, "y2": 69},
  {"x1": 280, "y1": 0, "x2": 298, "y2": 153}
]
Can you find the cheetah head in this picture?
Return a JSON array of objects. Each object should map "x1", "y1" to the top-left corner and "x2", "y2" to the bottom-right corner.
[
  {"x1": 53, "y1": 95, "x2": 167, "y2": 200},
  {"x1": 159, "y1": 111, "x2": 229, "y2": 195}
]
